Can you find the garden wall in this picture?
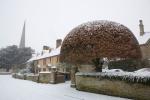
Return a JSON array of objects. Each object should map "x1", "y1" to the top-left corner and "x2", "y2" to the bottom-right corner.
[
  {"x1": 26, "y1": 75, "x2": 39, "y2": 82},
  {"x1": 12, "y1": 72, "x2": 65, "y2": 84},
  {"x1": 0, "y1": 72, "x2": 11, "y2": 75},
  {"x1": 75, "y1": 72, "x2": 150, "y2": 100}
]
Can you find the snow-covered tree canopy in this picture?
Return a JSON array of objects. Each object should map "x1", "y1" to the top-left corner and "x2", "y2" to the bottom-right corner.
[
  {"x1": 60, "y1": 20, "x2": 141, "y2": 64},
  {"x1": 0, "y1": 45, "x2": 34, "y2": 71}
]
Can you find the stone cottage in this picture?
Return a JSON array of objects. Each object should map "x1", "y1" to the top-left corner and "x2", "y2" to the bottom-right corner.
[
  {"x1": 138, "y1": 20, "x2": 150, "y2": 59},
  {"x1": 137, "y1": 20, "x2": 150, "y2": 67},
  {"x1": 27, "y1": 39, "x2": 70, "y2": 75}
]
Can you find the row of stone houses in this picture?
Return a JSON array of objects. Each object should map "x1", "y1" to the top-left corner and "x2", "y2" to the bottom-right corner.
[
  {"x1": 138, "y1": 20, "x2": 150, "y2": 60},
  {"x1": 27, "y1": 39, "x2": 68, "y2": 74}
]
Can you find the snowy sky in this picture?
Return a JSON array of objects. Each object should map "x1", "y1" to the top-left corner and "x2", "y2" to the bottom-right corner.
[{"x1": 0, "y1": 0, "x2": 150, "y2": 52}]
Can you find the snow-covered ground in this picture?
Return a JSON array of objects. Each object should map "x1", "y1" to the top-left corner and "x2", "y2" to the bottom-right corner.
[{"x1": 0, "y1": 75, "x2": 130, "y2": 100}]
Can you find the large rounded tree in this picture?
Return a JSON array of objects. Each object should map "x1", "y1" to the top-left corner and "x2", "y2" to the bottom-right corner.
[{"x1": 60, "y1": 20, "x2": 141, "y2": 71}]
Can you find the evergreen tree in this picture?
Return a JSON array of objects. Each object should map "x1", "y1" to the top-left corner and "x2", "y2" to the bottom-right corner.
[{"x1": 0, "y1": 45, "x2": 34, "y2": 71}]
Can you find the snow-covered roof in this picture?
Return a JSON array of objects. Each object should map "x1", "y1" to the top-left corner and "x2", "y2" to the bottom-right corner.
[
  {"x1": 47, "y1": 64, "x2": 52, "y2": 66},
  {"x1": 137, "y1": 33, "x2": 150, "y2": 44},
  {"x1": 42, "y1": 50, "x2": 50, "y2": 54},
  {"x1": 39, "y1": 71, "x2": 51, "y2": 74},
  {"x1": 27, "y1": 46, "x2": 61, "y2": 62},
  {"x1": 51, "y1": 66, "x2": 57, "y2": 68}
]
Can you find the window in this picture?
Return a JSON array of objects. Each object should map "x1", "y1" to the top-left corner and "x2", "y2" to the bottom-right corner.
[
  {"x1": 37, "y1": 60, "x2": 40, "y2": 65},
  {"x1": 39, "y1": 68, "x2": 41, "y2": 72},
  {"x1": 43, "y1": 68, "x2": 46, "y2": 71},
  {"x1": 49, "y1": 57, "x2": 51, "y2": 63},
  {"x1": 56, "y1": 56, "x2": 59, "y2": 63},
  {"x1": 43, "y1": 58, "x2": 46, "y2": 65},
  {"x1": 34, "y1": 61, "x2": 38, "y2": 65},
  {"x1": 49, "y1": 68, "x2": 51, "y2": 71}
]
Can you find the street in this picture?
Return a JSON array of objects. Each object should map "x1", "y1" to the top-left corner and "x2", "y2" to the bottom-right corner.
[{"x1": 0, "y1": 75, "x2": 130, "y2": 100}]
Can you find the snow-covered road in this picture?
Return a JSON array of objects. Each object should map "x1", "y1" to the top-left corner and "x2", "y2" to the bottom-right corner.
[{"x1": 0, "y1": 75, "x2": 130, "y2": 100}]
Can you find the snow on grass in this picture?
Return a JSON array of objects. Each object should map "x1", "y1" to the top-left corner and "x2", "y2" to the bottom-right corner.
[{"x1": 0, "y1": 75, "x2": 130, "y2": 100}]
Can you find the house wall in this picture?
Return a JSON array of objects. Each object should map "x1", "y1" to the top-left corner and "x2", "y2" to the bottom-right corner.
[
  {"x1": 51, "y1": 56, "x2": 59, "y2": 65},
  {"x1": 38, "y1": 59, "x2": 44, "y2": 66},
  {"x1": 46, "y1": 58, "x2": 50, "y2": 65},
  {"x1": 140, "y1": 44, "x2": 150, "y2": 59},
  {"x1": 38, "y1": 59, "x2": 48, "y2": 71},
  {"x1": 34, "y1": 55, "x2": 60, "y2": 72}
]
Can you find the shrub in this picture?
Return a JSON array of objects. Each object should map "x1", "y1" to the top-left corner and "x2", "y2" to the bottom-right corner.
[
  {"x1": 141, "y1": 59, "x2": 150, "y2": 68},
  {"x1": 108, "y1": 59, "x2": 141, "y2": 71},
  {"x1": 92, "y1": 58, "x2": 103, "y2": 72}
]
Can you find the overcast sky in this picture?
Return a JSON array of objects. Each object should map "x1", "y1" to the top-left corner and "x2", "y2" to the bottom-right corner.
[{"x1": 0, "y1": 0, "x2": 150, "y2": 52}]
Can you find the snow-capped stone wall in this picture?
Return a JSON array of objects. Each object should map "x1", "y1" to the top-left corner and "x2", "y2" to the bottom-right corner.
[{"x1": 75, "y1": 72, "x2": 150, "y2": 100}]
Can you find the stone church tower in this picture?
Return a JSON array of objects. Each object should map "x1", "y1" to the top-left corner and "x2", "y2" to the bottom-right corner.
[{"x1": 19, "y1": 21, "x2": 25, "y2": 48}]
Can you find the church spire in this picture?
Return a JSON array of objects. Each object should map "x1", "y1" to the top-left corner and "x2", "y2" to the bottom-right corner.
[{"x1": 19, "y1": 21, "x2": 26, "y2": 48}]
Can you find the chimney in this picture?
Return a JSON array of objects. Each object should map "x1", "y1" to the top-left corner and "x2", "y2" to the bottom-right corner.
[
  {"x1": 139, "y1": 20, "x2": 144, "y2": 36},
  {"x1": 43, "y1": 46, "x2": 49, "y2": 50},
  {"x1": 43, "y1": 46, "x2": 52, "y2": 53},
  {"x1": 56, "y1": 39, "x2": 62, "y2": 48}
]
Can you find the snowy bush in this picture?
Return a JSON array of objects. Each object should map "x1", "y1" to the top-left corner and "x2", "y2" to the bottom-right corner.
[
  {"x1": 108, "y1": 59, "x2": 140, "y2": 71},
  {"x1": 76, "y1": 69, "x2": 150, "y2": 85}
]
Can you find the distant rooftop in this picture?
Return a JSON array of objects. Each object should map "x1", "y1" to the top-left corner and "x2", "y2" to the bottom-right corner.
[
  {"x1": 27, "y1": 46, "x2": 61, "y2": 62},
  {"x1": 137, "y1": 32, "x2": 150, "y2": 45}
]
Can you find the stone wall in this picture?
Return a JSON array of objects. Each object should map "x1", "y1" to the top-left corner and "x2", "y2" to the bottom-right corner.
[
  {"x1": 13, "y1": 74, "x2": 25, "y2": 79},
  {"x1": 0, "y1": 72, "x2": 11, "y2": 75},
  {"x1": 0, "y1": 68, "x2": 7, "y2": 72},
  {"x1": 26, "y1": 75, "x2": 39, "y2": 82},
  {"x1": 56, "y1": 75, "x2": 65, "y2": 83},
  {"x1": 38, "y1": 72, "x2": 65, "y2": 84},
  {"x1": 12, "y1": 73, "x2": 38, "y2": 81},
  {"x1": 39, "y1": 72, "x2": 52, "y2": 83},
  {"x1": 12, "y1": 72, "x2": 65, "y2": 84},
  {"x1": 76, "y1": 73, "x2": 150, "y2": 100},
  {"x1": 49, "y1": 72, "x2": 56, "y2": 84}
]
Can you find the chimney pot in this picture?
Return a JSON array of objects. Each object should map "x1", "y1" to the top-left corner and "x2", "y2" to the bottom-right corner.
[
  {"x1": 56, "y1": 39, "x2": 62, "y2": 48},
  {"x1": 139, "y1": 20, "x2": 144, "y2": 36},
  {"x1": 43, "y1": 46, "x2": 49, "y2": 50}
]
